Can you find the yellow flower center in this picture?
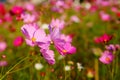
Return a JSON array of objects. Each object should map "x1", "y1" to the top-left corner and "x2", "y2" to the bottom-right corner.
[
  {"x1": 31, "y1": 37, "x2": 36, "y2": 42},
  {"x1": 105, "y1": 57, "x2": 110, "y2": 62},
  {"x1": 62, "y1": 50, "x2": 67, "y2": 53},
  {"x1": 50, "y1": 41, "x2": 53, "y2": 44}
]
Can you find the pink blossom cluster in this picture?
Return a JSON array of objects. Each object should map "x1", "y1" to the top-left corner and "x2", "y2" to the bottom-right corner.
[
  {"x1": 21, "y1": 14, "x2": 76, "y2": 65},
  {"x1": 99, "y1": 44, "x2": 120, "y2": 64}
]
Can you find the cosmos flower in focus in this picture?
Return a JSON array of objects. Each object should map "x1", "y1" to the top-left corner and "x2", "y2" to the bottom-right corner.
[
  {"x1": 99, "y1": 51, "x2": 114, "y2": 64},
  {"x1": 40, "y1": 49, "x2": 55, "y2": 65},
  {"x1": 21, "y1": 23, "x2": 48, "y2": 47},
  {"x1": 49, "y1": 25, "x2": 76, "y2": 55}
]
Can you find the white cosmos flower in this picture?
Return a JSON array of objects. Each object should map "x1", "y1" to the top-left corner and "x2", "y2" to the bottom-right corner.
[
  {"x1": 77, "y1": 62, "x2": 84, "y2": 71},
  {"x1": 41, "y1": 23, "x2": 49, "y2": 29},
  {"x1": 34, "y1": 63, "x2": 43, "y2": 70},
  {"x1": 64, "y1": 65, "x2": 71, "y2": 71}
]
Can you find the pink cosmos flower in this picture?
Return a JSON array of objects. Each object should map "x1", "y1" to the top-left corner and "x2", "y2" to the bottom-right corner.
[
  {"x1": 0, "y1": 18, "x2": 3, "y2": 24},
  {"x1": 21, "y1": 13, "x2": 36, "y2": 23},
  {"x1": 13, "y1": 36, "x2": 24, "y2": 47},
  {"x1": 24, "y1": 3, "x2": 35, "y2": 11},
  {"x1": 0, "y1": 60, "x2": 8, "y2": 67},
  {"x1": 111, "y1": 7, "x2": 118, "y2": 13},
  {"x1": 4, "y1": 13, "x2": 12, "y2": 22},
  {"x1": 89, "y1": 5, "x2": 98, "y2": 13},
  {"x1": 21, "y1": 23, "x2": 48, "y2": 47},
  {"x1": 99, "y1": 51, "x2": 114, "y2": 64},
  {"x1": 105, "y1": 44, "x2": 116, "y2": 51},
  {"x1": 50, "y1": 19, "x2": 65, "y2": 30},
  {"x1": 100, "y1": 11, "x2": 111, "y2": 21},
  {"x1": 40, "y1": 49, "x2": 55, "y2": 65},
  {"x1": 55, "y1": 1, "x2": 65, "y2": 8},
  {"x1": 0, "y1": 41, "x2": 7, "y2": 52},
  {"x1": 70, "y1": 15, "x2": 80, "y2": 23},
  {"x1": 105, "y1": 44, "x2": 120, "y2": 52},
  {"x1": 49, "y1": 25, "x2": 76, "y2": 55},
  {"x1": 60, "y1": 34, "x2": 72, "y2": 43},
  {"x1": 11, "y1": 6, "x2": 24, "y2": 15}
]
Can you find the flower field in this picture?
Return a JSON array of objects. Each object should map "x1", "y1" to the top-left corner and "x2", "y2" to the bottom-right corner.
[{"x1": 0, "y1": 0, "x2": 120, "y2": 80}]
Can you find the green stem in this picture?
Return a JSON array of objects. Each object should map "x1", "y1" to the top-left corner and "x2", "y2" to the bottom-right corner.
[
  {"x1": 8, "y1": 58, "x2": 37, "y2": 74},
  {"x1": 0, "y1": 56, "x2": 29, "y2": 80},
  {"x1": 63, "y1": 59, "x2": 66, "y2": 80},
  {"x1": 95, "y1": 58, "x2": 99, "y2": 80}
]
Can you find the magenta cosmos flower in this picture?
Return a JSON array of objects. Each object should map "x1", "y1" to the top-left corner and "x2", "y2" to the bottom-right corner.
[
  {"x1": 13, "y1": 36, "x2": 24, "y2": 47},
  {"x1": 49, "y1": 25, "x2": 76, "y2": 55},
  {"x1": 11, "y1": 6, "x2": 24, "y2": 15},
  {"x1": 99, "y1": 51, "x2": 114, "y2": 64},
  {"x1": 0, "y1": 3, "x2": 6, "y2": 16},
  {"x1": 94, "y1": 33, "x2": 112, "y2": 44},
  {"x1": 21, "y1": 23, "x2": 48, "y2": 47}
]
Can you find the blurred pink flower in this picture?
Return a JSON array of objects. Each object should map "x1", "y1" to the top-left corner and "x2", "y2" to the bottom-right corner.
[
  {"x1": 0, "y1": 41, "x2": 7, "y2": 52},
  {"x1": 21, "y1": 13, "x2": 36, "y2": 23},
  {"x1": 99, "y1": 51, "x2": 114, "y2": 64},
  {"x1": 24, "y1": 3, "x2": 35, "y2": 11},
  {"x1": 50, "y1": 18, "x2": 65, "y2": 30},
  {"x1": 4, "y1": 13, "x2": 12, "y2": 22},
  {"x1": 100, "y1": 11, "x2": 111, "y2": 21},
  {"x1": 0, "y1": 18, "x2": 3, "y2": 24},
  {"x1": 89, "y1": 5, "x2": 98, "y2": 13},
  {"x1": 96, "y1": 0, "x2": 110, "y2": 6},
  {"x1": 111, "y1": 7, "x2": 118, "y2": 13},
  {"x1": 70, "y1": 15, "x2": 80, "y2": 23},
  {"x1": 96, "y1": 0, "x2": 118, "y2": 6},
  {"x1": 105, "y1": 44, "x2": 120, "y2": 52},
  {"x1": 0, "y1": 60, "x2": 8, "y2": 67},
  {"x1": 105, "y1": 44, "x2": 116, "y2": 51},
  {"x1": 55, "y1": 1, "x2": 65, "y2": 7},
  {"x1": 13, "y1": 36, "x2": 24, "y2": 47}
]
